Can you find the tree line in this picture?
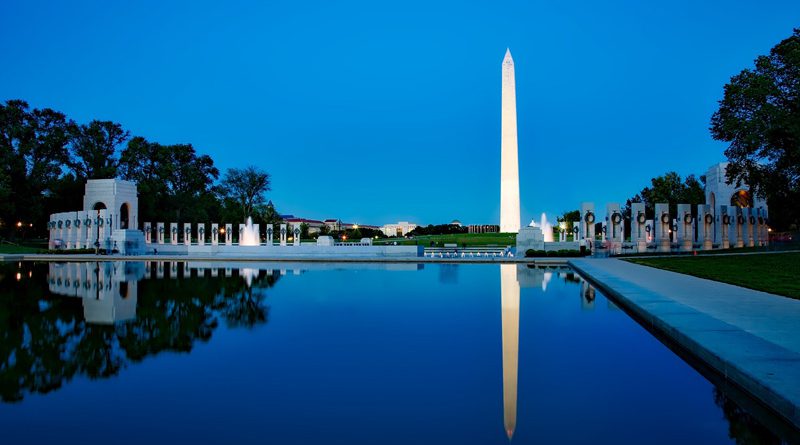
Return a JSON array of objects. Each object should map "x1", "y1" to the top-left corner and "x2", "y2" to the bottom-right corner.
[{"x1": 1, "y1": 100, "x2": 275, "y2": 238}]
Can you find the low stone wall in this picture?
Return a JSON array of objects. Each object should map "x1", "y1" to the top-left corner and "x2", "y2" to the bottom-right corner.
[
  {"x1": 146, "y1": 243, "x2": 423, "y2": 258},
  {"x1": 543, "y1": 241, "x2": 580, "y2": 251}
]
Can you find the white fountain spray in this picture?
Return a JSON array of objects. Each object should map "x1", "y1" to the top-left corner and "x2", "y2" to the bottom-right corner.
[
  {"x1": 529, "y1": 213, "x2": 554, "y2": 242},
  {"x1": 239, "y1": 217, "x2": 260, "y2": 246}
]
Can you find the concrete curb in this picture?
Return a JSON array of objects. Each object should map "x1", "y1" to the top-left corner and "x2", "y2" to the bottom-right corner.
[{"x1": 569, "y1": 259, "x2": 800, "y2": 430}]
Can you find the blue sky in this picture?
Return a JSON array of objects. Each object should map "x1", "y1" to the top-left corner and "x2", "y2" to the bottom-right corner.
[{"x1": 1, "y1": 0, "x2": 798, "y2": 225}]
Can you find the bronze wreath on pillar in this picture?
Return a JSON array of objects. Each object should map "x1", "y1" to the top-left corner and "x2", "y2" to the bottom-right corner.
[
  {"x1": 660, "y1": 213, "x2": 670, "y2": 224},
  {"x1": 722, "y1": 215, "x2": 730, "y2": 225},
  {"x1": 749, "y1": 216, "x2": 756, "y2": 225},
  {"x1": 637, "y1": 212, "x2": 646, "y2": 224},
  {"x1": 683, "y1": 213, "x2": 693, "y2": 224},
  {"x1": 704, "y1": 214, "x2": 713, "y2": 225},
  {"x1": 611, "y1": 213, "x2": 622, "y2": 225},
  {"x1": 737, "y1": 215, "x2": 744, "y2": 224},
  {"x1": 585, "y1": 212, "x2": 595, "y2": 224}
]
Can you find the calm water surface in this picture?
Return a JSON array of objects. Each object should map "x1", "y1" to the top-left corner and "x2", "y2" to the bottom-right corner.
[{"x1": 0, "y1": 261, "x2": 794, "y2": 444}]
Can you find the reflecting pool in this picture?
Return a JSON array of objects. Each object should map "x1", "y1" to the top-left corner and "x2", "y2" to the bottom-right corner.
[{"x1": 0, "y1": 261, "x2": 795, "y2": 444}]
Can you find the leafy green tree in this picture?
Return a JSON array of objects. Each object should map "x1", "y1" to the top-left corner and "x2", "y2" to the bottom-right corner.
[
  {"x1": 165, "y1": 144, "x2": 219, "y2": 222},
  {"x1": 0, "y1": 100, "x2": 71, "y2": 236},
  {"x1": 69, "y1": 120, "x2": 129, "y2": 179},
  {"x1": 556, "y1": 210, "x2": 580, "y2": 236},
  {"x1": 219, "y1": 166, "x2": 271, "y2": 220},
  {"x1": 119, "y1": 136, "x2": 172, "y2": 223},
  {"x1": 624, "y1": 172, "x2": 706, "y2": 219},
  {"x1": 710, "y1": 28, "x2": 800, "y2": 230}
]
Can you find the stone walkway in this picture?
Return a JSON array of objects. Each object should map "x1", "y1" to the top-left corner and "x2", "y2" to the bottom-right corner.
[{"x1": 569, "y1": 258, "x2": 800, "y2": 429}]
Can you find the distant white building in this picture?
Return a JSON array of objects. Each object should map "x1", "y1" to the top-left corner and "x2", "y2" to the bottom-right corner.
[{"x1": 381, "y1": 221, "x2": 417, "y2": 237}]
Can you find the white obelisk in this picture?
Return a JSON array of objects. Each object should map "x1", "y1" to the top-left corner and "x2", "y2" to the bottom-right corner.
[{"x1": 500, "y1": 49, "x2": 521, "y2": 233}]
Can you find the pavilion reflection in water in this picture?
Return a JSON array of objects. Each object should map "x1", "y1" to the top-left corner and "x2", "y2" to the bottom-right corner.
[
  {"x1": 47, "y1": 261, "x2": 423, "y2": 326},
  {"x1": 501, "y1": 265, "x2": 599, "y2": 439},
  {"x1": 48, "y1": 262, "x2": 144, "y2": 324}
]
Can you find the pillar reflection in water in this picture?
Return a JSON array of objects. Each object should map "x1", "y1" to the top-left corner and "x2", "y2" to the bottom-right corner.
[{"x1": 500, "y1": 264, "x2": 519, "y2": 439}]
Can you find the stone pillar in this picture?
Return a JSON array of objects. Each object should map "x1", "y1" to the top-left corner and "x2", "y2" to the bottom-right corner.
[
  {"x1": 631, "y1": 202, "x2": 646, "y2": 252},
  {"x1": 266, "y1": 225, "x2": 274, "y2": 245},
  {"x1": 197, "y1": 224, "x2": 206, "y2": 245},
  {"x1": 655, "y1": 203, "x2": 671, "y2": 253},
  {"x1": 280, "y1": 224, "x2": 287, "y2": 246},
  {"x1": 645, "y1": 219, "x2": 653, "y2": 243},
  {"x1": 758, "y1": 208, "x2": 769, "y2": 246},
  {"x1": 677, "y1": 204, "x2": 693, "y2": 252},
  {"x1": 600, "y1": 222, "x2": 607, "y2": 242},
  {"x1": 170, "y1": 223, "x2": 179, "y2": 245},
  {"x1": 580, "y1": 202, "x2": 596, "y2": 243},
  {"x1": 144, "y1": 222, "x2": 152, "y2": 244},
  {"x1": 292, "y1": 224, "x2": 301, "y2": 246},
  {"x1": 253, "y1": 224, "x2": 261, "y2": 245},
  {"x1": 743, "y1": 208, "x2": 755, "y2": 247},
  {"x1": 183, "y1": 223, "x2": 192, "y2": 246},
  {"x1": 698, "y1": 204, "x2": 713, "y2": 250},
  {"x1": 571, "y1": 225, "x2": 579, "y2": 242},
  {"x1": 719, "y1": 207, "x2": 730, "y2": 249},
  {"x1": 157, "y1": 223, "x2": 165, "y2": 244},
  {"x1": 238, "y1": 224, "x2": 245, "y2": 245},
  {"x1": 73, "y1": 213, "x2": 85, "y2": 249},
  {"x1": 733, "y1": 207, "x2": 744, "y2": 248},
  {"x1": 225, "y1": 224, "x2": 232, "y2": 245},
  {"x1": 211, "y1": 223, "x2": 219, "y2": 246},
  {"x1": 101, "y1": 210, "x2": 112, "y2": 250},
  {"x1": 606, "y1": 203, "x2": 623, "y2": 245}
]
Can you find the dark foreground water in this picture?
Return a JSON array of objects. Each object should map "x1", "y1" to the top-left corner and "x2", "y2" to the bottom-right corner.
[{"x1": 0, "y1": 261, "x2": 795, "y2": 444}]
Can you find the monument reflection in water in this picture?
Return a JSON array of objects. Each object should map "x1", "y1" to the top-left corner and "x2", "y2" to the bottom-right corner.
[
  {"x1": 0, "y1": 261, "x2": 792, "y2": 444},
  {"x1": 47, "y1": 261, "x2": 144, "y2": 324}
]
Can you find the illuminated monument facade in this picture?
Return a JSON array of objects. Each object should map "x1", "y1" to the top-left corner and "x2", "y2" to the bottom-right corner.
[{"x1": 500, "y1": 49, "x2": 521, "y2": 233}]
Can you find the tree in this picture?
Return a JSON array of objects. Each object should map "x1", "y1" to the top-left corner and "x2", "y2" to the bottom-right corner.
[
  {"x1": 219, "y1": 166, "x2": 271, "y2": 220},
  {"x1": 556, "y1": 210, "x2": 580, "y2": 236},
  {"x1": 710, "y1": 28, "x2": 800, "y2": 230},
  {"x1": 119, "y1": 137, "x2": 172, "y2": 223},
  {"x1": 0, "y1": 100, "x2": 71, "y2": 236},
  {"x1": 163, "y1": 144, "x2": 219, "y2": 222},
  {"x1": 69, "y1": 120, "x2": 129, "y2": 179},
  {"x1": 624, "y1": 172, "x2": 706, "y2": 219}
]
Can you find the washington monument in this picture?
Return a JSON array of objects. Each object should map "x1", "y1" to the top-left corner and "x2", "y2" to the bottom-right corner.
[{"x1": 500, "y1": 49, "x2": 521, "y2": 233}]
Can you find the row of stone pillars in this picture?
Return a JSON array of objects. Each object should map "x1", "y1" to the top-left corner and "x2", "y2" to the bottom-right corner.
[
  {"x1": 576, "y1": 202, "x2": 768, "y2": 253},
  {"x1": 141, "y1": 223, "x2": 303, "y2": 246}
]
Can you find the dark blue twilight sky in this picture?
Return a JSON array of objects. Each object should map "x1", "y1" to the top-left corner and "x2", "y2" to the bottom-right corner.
[{"x1": 1, "y1": 1, "x2": 798, "y2": 225}]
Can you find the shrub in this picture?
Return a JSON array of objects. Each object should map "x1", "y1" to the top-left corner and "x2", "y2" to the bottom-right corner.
[{"x1": 525, "y1": 249, "x2": 587, "y2": 258}]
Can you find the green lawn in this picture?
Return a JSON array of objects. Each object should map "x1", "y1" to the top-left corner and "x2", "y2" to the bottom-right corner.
[
  {"x1": 0, "y1": 244, "x2": 43, "y2": 254},
  {"x1": 374, "y1": 233, "x2": 517, "y2": 247},
  {"x1": 625, "y1": 252, "x2": 800, "y2": 299}
]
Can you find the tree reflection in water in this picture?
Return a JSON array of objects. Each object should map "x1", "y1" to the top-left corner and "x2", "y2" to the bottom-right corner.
[{"x1": 0, "y1": 261, "x2": 279, "y2": 402}]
